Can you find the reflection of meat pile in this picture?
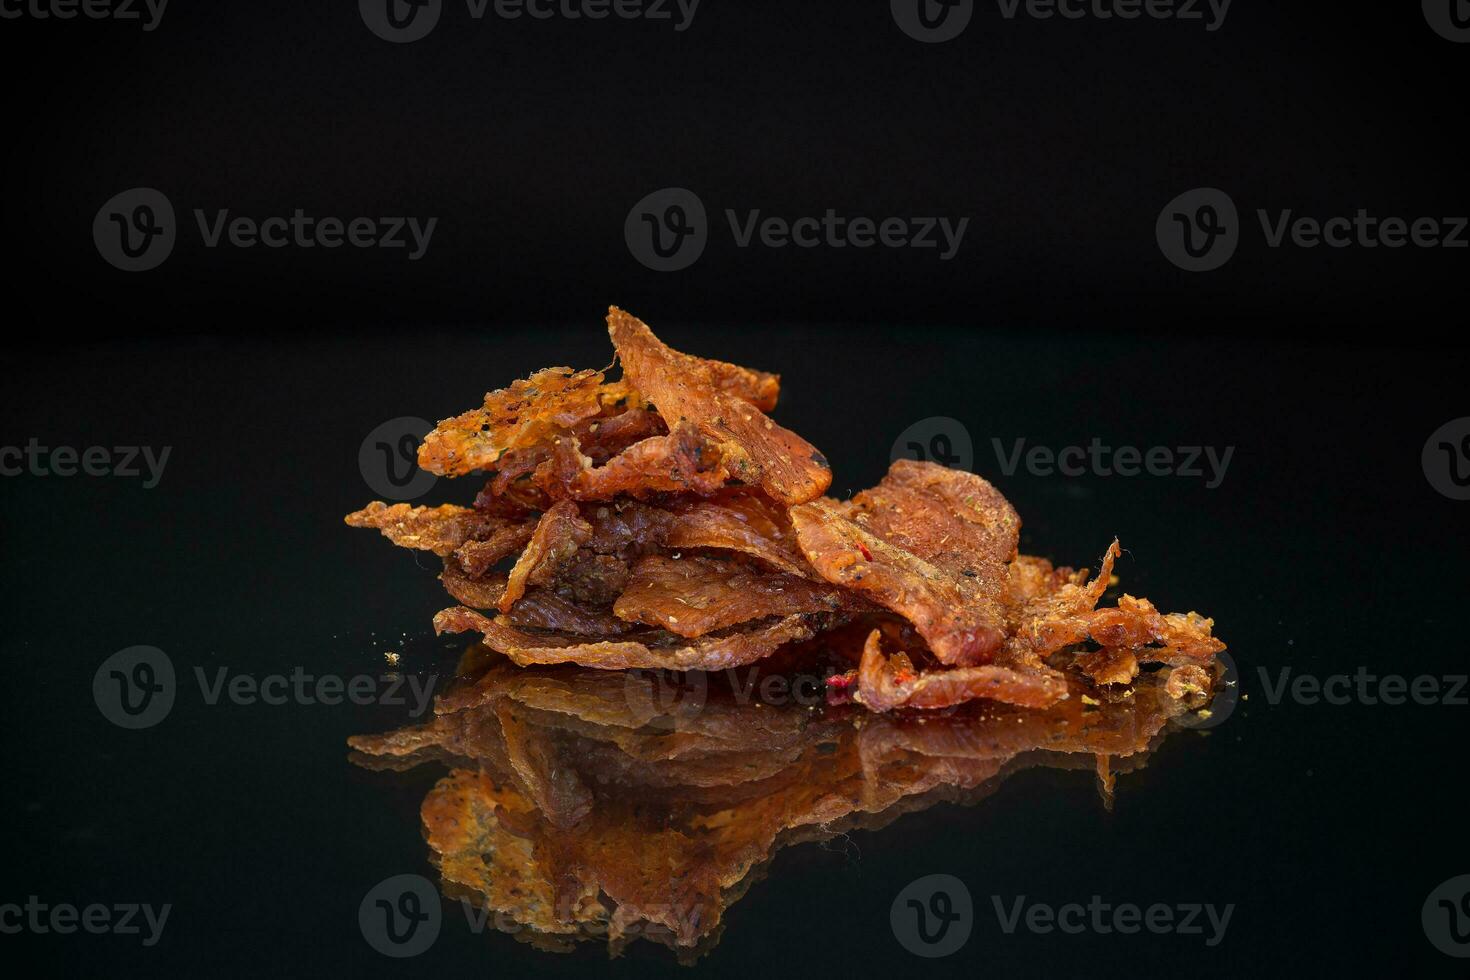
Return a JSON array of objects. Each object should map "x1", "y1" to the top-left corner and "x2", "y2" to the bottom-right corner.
[
  {"x1": 349, "y1": 648, "x2": 1217, "y2": 958},
  {"x1": 346, "y1": 307, "x2": 1224, "y2": 711}
]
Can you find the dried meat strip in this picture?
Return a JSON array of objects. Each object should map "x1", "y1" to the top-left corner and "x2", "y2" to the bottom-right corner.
[
  {"x1": 345, "y1": 501, "x2": 532, "y2": 559},
  {"x1": 607, "y1": 307, "x2": 830, "y2": 506},
  {"x1": 534, "y1": 422, "x2": 733, "y2": 501},
  {"x1": 612, "y1": 554, "x2": 866, "y2": 638},
  {"x1": 663, "y1": 490, "x2": 813, "y2": 578},
  {"x1": 434, "y1": 606, "x2": 825, "y2": 671},
  {"x1": 790, "y1": 496, "x2": 1004, "y2": 667},
  {"x1": 440, "y1": 565, "x2": 636, "y2": 636},
  {"x1": 418, "y1": 366, "x2": 641, "y2": 478},
  {"x1": 500, "y1": 500, "x2": 593, "y2": 613},
  {"x1": 843, "y1": 629, "x2": 1067, "y2": 712}
]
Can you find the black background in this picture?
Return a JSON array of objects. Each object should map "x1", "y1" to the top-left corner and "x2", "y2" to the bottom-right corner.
[{"x1": 3, "y1": 2, "x2": 1468, "y2": 978}]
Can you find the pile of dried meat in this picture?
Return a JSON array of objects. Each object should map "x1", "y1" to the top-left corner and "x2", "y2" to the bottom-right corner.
[{"x1": 347, "y1": 307, "x2": 1224, "y2": 711}]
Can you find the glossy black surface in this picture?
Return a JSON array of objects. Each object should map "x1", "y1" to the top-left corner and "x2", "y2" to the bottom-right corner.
[
  {"x1": 2, "y1": 327, "x2": 1466, "y2": 977},
  {"x1": 4, "y1": 1, "x2": 1467, "y2": 975}
]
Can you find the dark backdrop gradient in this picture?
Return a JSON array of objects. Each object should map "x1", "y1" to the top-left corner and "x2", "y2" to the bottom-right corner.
[{"x1": 2, "y1": 3, "x2": 1469, "y2": 980}]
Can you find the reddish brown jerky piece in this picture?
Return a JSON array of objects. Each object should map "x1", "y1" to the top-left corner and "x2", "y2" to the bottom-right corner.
[
  {"x1": 453, "y1": 521, "x2": 540, "y2": 577},
  {"x1": 613, "y1": 554, "x2": 865, "y2": 638},
  {"x1": 847, "y1": 460, "x2": 1020, "y2": 571},
  {"x1": 790, "y1": 498, "x2": 1003, "y2": 666},
  {"x1": 1003, "y1": 554, "x2": 1090, "y2": 608},
  {"x1": 607, "y1": 307, "x2": 831, "y2": 506},
  {"x1": 1005, "y1": 540, "x2": 1122, "y2": 658},
  {"x1": 1089, "y1": 595, "x2": 1225, "y2": 665},
  {"x1": 434, "y1": 606, "x2": 823, "y2": 671},
  {"x1": 663, "y1": 490, "x2": 813, "y2": 578},
  {"x1": 1074, "y1": 647, "x2": 1140, "y2": 687},
  {"x1": 345, "y1": 501, "x2": 523, "y2": 558},
  {"x1": 846, "y1": 630, "x2": 1067, "y2": 712},
  {"x1": 500, "y1": 500, "x2": 593, "y2": 613},
  {"x1": 1005, "y1": 543, "x2": 1225, "y2": 665},
  {"x1": 440, "y1": 565, "x2": 636, "y2": 636},
  {"x1": 534, "y1": 422, "x2": 733, "y2": 501},
  {"x1": 419, "y1": 366, "x2": 642, "y2": 478}
]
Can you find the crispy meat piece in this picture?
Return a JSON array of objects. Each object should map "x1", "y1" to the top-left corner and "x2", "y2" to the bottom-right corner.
[
  {"x1": 434, "y1": 606, "x2": 825, "y2": 671},
  {"x1": 555, "y1": 552, "x2": 632, "y2": 607},
  {"x1": 582, "y1": 500, "x2": 675, "y2": 555},
  {"x1": 1004, "y1": 554, "x2": 1090, "y2": 607},
  {"x1": 474, "y1": 407, "x2": 670, "y2": 507},
  {"x1": 440, "y1": 566, "x2": 636, "y2": 636},
  {"x1": 1005, "y1": 540, "x2": 1122, "y2": 657},
  {"x1": 847, "y1": 460, "x2": 1020, "y2": 570},
  {"x1": 613, "y1": 554, "x2": 865, "y2": 638},
  {"x1": 418, "y1": 366, "x2": 641, "y2": 477},
  {"x1": 1005, "y1": 543, "x2": 1225, "y2": 666},
  {"x1": 607, "y1": 307, "x2": 830, "y2": 506},
  {"x1": 535, "y1": 422, "x2": 733, "y2": 501},
  {"x1": 1074, "y1": 647, "x2": 1140, "y2": 686},
  {"x1": 345, "y1": 501, "x2": 529, "y2": 559},
  {"x1": 790, "y1": 497, "x2": 1004, "y2": 667},
  {"x1": 844, "y1": 629, "x2": 1067, "y2": 712},
  {"x1": 500, "y1": 500, "x2": 593, "y2": 613},
  {"x1": 1088, "y1": 595, "x2": 1225, "y2": 665},
  {"x1": 663, "y1": 490, "x2": 813, "y2": 578},
  {"x1": 453, "y1": 521, "x2": 540, "y2": 577}
]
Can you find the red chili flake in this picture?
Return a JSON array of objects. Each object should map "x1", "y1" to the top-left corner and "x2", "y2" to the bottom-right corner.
[{"x1": 857, "y1": 543, "x2": 873, "y2": 561}]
